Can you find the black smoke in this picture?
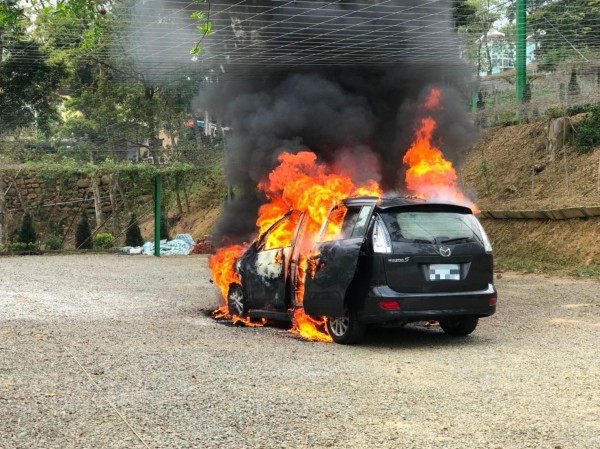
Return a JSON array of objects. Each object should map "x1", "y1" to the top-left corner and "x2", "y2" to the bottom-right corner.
[{"x1": 182, "y1": 1, "x2": 480, "y2": 244}]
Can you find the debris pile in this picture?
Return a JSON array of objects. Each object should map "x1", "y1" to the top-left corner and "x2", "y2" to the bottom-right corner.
[
  {"x1": 121, "y1": 234, "x2": 196, "y2": 256},
  {"x1": 191, "y1": 235, "x2": 213, "y2": 254}
]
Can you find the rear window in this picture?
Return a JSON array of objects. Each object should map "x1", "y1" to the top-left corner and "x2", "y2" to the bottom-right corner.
[{"x1": 379, "y1": 210, "x2": 483, "y2": 244}]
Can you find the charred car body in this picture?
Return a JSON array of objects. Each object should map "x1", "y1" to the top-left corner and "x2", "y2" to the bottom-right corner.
[{"x1": 228, "y1": 196, "x2": 497, "y2": 344}]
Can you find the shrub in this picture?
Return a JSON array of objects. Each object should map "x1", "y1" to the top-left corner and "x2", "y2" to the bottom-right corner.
[
  {"x1": 75, "y1": 210, "x2": 93, "y2": 249},
  {"x1": 17, "y1": 212, "x2": 37, "y2": 245},
  {"x1": 125, "y1": 214, "x2": 144, "y2": 247},
  {"x1": 574, "y1": 105, "x2": 600, "y2": 153},
  {"x1": 10, "y1": 242, "x2": 36, "y2": 251},
  {"x1": 44, "y1": 235, "x2": 62, "y2": 251},
  {"x1": 93, "y1": 233, "x2": 115, "y2": 249}
]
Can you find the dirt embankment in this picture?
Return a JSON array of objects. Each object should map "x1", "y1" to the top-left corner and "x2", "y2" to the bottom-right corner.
[{"x1": 461, "y1": 118, "x2": 600, "y2": 275}]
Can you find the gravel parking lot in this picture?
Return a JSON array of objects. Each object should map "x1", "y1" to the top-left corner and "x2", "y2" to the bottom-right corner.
[{"x1": 1, "y1": 254, "x2": 599, "y2": 449}]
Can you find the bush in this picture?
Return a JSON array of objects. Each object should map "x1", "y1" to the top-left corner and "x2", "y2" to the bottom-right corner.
[
  {"x1": 10, "y1": 242, "x2": 36, "y2": 251},
  {"x1": 93, "y1": 233, "x2": 115, "y2": 249},
  {"x1": 75, "y1": 210, "x2": 93, "y2": 249},
  {"x1": 17, "y1": 212, "x2": 37, "y2": 245},
  {"x1": 44, "y1": 235, "x2": 62, "y2": 251},
  {"x1": 125, "y1": 214, "x2": 144, "y2": 247},
  {"x1": 574, "y1": 105, "x2": 600, "y2": 153}
]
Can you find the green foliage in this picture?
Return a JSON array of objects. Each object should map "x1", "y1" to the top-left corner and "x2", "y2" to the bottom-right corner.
[
  {"x1": 17, "y1": 212, "x2": 37, "y2": 245},
  {"x1": 9, "y1": 242, "x2": 36, "y2": 251},
  {"x1": 93, "y1": 232, "x2": 115, "y2": 249},
  {"x1": 452, "y1": 0, "x2": 477, "y2": 28},
  {"x1": 529, "y1": 1, "x2": 600, "y2": 70},
  {"x1": 544, "y1": 103, "x2": 597, "y2": 120},
  {"x1": 75, "y1": 210, "x2": 93, "y2": 249},
  {"x1": 190, "y1": 0, "x2": 214, "y2": 55},
  {"x1": 574, "y1": 105, "x2": 600, "y2": 153},
  {"x1": 44, "y1": 235, "x2": 62, "y2": 251},
  {"x1": 125, "y1": 214, "x2": 144, "y2": 247},
  {"x1": 0, "y1": 1, "x2": 66, "y2": 135}
]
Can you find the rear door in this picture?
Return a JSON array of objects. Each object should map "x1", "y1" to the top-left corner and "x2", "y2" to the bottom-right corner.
[
  {"x1": 378, "y1": 206, "x2": 493, "y2": 293},
  {"x1": 303, "y1": 204, "x2": 373, "y2": 317}
]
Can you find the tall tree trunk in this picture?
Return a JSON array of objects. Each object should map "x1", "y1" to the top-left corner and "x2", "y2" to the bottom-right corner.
[
  {"x1": 90, "y1": 177, "x2": 104, "y2": 229},
  {"x1": 175, "y1": 173, "x2": 183, "y2": 216},
  {"x1": 183, "y1": 177, "x2": 191, "y2": 213},
  {"x1": 109, "y1": 175, "x2": 120, "y2": 237},
  {"x1": 116, "y1": 178, "x2": 129, "y2": 213},
  {"x1": 0, "y1": 174, "x2": 6, "y2": 245}
]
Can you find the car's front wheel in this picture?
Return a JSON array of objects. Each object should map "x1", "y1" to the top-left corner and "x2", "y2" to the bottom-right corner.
[
  {"x1": 326, "y1": 306, "x2": 366, "y2": 345},
  {"x1": 227, "y1": 284, "x2": 247, "y2": 317},
  {"x1": 440, "y1": 317, "x2": 479, "y2": 336}
]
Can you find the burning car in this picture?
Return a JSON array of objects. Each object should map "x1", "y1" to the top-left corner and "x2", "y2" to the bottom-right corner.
[{"x1": 225, "y1": 195, "x2": 496, "y2": 344}]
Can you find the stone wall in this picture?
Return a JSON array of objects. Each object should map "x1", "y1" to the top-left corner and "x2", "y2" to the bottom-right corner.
[
  {"x1": 2, "y1": 170, "x2": 111, "y2": 213},
  {"x1": 0, "y1": 169, "x2": 114, "y2": 243}
]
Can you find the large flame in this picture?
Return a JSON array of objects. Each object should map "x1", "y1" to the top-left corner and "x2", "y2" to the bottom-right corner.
[
  {"x1": 209, "y1": 87, "x2": 477, "y2": 343},
  {"x1": 209, "y1": 151, "x2": 380, "y2": 342},
  {"x1": 208, "y1": 244, "x2": 266, "y2": 327},
  {"x1": 403, "y1": 88, "x2": 477, "y2": 211}
]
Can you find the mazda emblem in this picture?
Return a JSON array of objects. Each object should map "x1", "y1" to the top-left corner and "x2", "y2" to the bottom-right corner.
[{"x1": 439, "y1": 246, "x2": 451, "y2": 257}]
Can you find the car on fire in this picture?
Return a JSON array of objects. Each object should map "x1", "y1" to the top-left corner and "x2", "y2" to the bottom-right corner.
[{"x1": 227, "y1": 196, "x2": 497, "y2": 344}]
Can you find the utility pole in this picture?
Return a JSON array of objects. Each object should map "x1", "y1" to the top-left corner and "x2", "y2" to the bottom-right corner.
[
  {"x1": 154, "y1": 173, "x2": 161, "y2": 257},
  {"x1": 516, "y1": 0, "x2": 527, "y2": 104}
]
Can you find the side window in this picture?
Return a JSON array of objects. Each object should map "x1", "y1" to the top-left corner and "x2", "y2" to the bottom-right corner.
[
  {"x1": 321, "y1": 206, "x2": 369, "y2": 242},
  {"x1": 350, "y1": 206, "x2": 372, "y2": 238}
]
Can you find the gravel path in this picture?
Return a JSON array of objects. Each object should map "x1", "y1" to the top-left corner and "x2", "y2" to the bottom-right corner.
[{"x1": 1, "y1": 255, "x2": 599, "y2": 449}]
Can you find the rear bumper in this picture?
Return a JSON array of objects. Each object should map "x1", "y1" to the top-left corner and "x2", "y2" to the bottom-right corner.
[{"x1": 357, "y1": 283, "x2": 497, "y2": 324}]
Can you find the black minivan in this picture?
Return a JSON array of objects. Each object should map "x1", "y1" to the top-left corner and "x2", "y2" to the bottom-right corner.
[{"x1": 228, "y1": 196, "x2": 497, "y2": 344}]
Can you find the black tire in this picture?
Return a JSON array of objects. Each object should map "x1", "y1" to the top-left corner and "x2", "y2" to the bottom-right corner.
[
  {"x1": 326, "y1": 305, "x2": 366, "y2": 345},
  {"x1": 440, "y1": 317, "x2": 479, "y2": 336},
  {"x1": 227, "y1": 284, "x2": 248, "y2": 317}
]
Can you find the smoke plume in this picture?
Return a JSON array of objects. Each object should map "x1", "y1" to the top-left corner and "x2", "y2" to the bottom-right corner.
[{"x1": 125, "y1": 0, "x2": 480, "y2": 244}]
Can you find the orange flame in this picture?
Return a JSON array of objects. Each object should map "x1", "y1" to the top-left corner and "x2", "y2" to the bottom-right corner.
[
  {"x1": 208, "y1": 245, "x2": 245, "y2": 300},
  {"x1": 208, "y1": 245, "x2": 266, "y2": 327},
  {"x1": 403, "y1": 88, "x2": 477, "y2": 211}
]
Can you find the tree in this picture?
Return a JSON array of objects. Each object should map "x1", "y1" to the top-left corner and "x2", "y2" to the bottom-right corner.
[
  {"x1": 17, "y1": 212, "x2": 37, "y2": 245},
  {"x1": 0, "y1": 0, "x2": 66, "y2": 135},
  {"x1": 454, "y1": 0, "x2": 505, "y2": 76},
  {"x1": 125, "y1": 213, "x2": 144, "y2": 247},
  {"x1": 529, "y1": 0, "x2": 600, "y2": 70},
  {"x1": 75, "y1": 210, "x2": 93, "y2": 249}
]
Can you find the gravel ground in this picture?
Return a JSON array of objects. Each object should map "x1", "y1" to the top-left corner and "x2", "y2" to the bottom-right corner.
[{"x1": 0, "y1": 254, "x2": 599, "y2": 449}]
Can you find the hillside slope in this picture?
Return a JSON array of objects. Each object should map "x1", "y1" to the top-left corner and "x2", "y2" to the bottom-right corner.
[{"x1": 461, "y1": 119, "x2": 600, "y2": 275}]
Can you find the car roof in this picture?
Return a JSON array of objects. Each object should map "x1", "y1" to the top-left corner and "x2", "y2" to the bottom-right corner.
[{"x1": 342, "y1": 196, "x2": 473, "y2": 214}]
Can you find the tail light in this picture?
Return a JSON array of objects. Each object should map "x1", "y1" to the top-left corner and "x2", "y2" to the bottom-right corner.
[
  {"x1": 372, "y1": 216, "x2": 392, "y2": 254},
  {"x1": 379, "y1": 300, "x2": 400, "y2": 310},
  {"x1": 489, "y1": 297, "x2": 497, "y2": 306}
]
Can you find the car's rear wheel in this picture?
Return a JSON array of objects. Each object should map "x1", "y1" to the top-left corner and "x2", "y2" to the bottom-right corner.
[
  {"x1": 440, "y1": 317, "x2": 479, "y2": 336},
  {"x1": 326, "y1": 306, "x2": 366, "y2": 345},
  {"x1": 227, "y1": 284, "x2": 247, "y2": 317}
]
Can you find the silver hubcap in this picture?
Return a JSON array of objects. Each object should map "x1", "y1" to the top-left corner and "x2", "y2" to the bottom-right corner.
[
  {"x1": 229, "y1": 287, "x2": 244, "y2": 316},
  {"x1": 329, "y1": 309, "x2": 350, "y2": 337}
]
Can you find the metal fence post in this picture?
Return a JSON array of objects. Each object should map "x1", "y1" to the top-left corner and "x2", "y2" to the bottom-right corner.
[{"x1": 154, "y1": 173, "x2": 161, "y2": 257}]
